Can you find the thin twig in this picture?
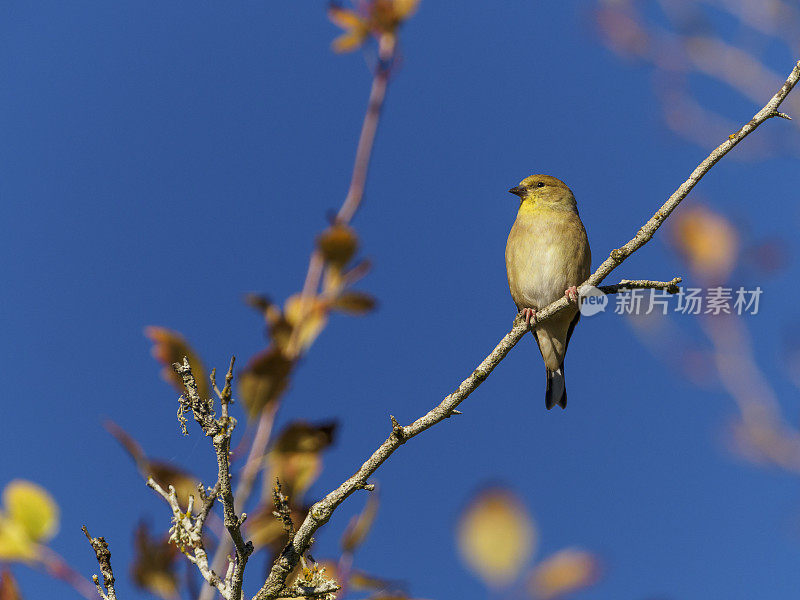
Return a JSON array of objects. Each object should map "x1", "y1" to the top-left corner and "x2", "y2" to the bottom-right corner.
[
  {"x1": 253, "y1": 59, "x2": 800, "y2": 600},
  {"x1": 82, "y1": 526, "x2": 118, "y2": 600},
  {"x1": 290, "y1": 36, "x2": 397, "y2": 357}
]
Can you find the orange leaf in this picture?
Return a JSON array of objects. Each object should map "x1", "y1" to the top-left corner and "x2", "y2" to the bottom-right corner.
[
  {"x1": 457, "y1": 487, "x2": 536, "y2": 587},
  {"x1": 0, "y1": 569, "x2": 22, "y2": 600},
  {"x1": 328, "y1": 7, "x2": 367, "y2": 30},
  {"x1": 144, "y1": 327, "x2": 210, "y2": 400},
  {"x1": 670, "y1": 205, "x2": 738, "y2": 284},
  {"x1": 528, "y1": 548, "x2": 600, "y2": 599},
  {"x1": 333, "y1": 30, "x2": 369, "y2": 52}
]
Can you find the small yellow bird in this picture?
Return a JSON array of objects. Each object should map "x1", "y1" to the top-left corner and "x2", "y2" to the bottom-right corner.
[{"x1": 505, "y1": 175, "x2": 591, "y2": 409}]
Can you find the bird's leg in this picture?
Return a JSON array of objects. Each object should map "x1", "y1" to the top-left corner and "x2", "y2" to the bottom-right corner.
[
  {"x1": 564, "y1": 286, "x2": 579, "y2": 303},
  {"x1": 523, "y1": 307, "x2": 537, "y2": 326}
]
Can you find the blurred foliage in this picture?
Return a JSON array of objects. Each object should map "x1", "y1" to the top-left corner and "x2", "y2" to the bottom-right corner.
[
  {"x1": 594, "y1": 0, "x2": 800, "y2": 157},
  {"x1": 106, "y1": 421, "x2": 201, "y2": 507},
  {"x1": 145, "y1": 327, "x2": 210, "y2": 401},
  {"x1": 456, "y1": 486, "x2": 601, "y2": 598},
  {"x1": 529, "y1": 549, "x2": 599, "y2": 600},
  {"x1": 671, "y1": 206, "x2": 739, "y2": 284},
  {"x1": 131, "y1": 522, "x2": 179, "y2": 600},
  {"x1": 457, "y1": 487, "x2": 537, "y2": 587},
  {"x1": 329, "y1": 0, "x2": 420, "y2": 52},
  {"x1": 0, "y1": 570, "x2": 22, "y2": 600},
  {"x1": 0, "y1": 481, "x2": 59, "y2": 562}
]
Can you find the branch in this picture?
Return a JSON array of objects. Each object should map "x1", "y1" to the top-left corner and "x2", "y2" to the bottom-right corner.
[
  {"x1": 82, "y1": 526, "x2": 118, "y2": 600},
  {"x1": 252, "y1": 58, "x2": 800, "y2": 600},
  {"x1": 598, "y1": 277, "x2": 682, "y2": 295},
  {"x1": 147, "y1": 479, "x2": 231, "y2": 598},
  {"x1": 151, "y1": 357, "x2": 254, "y2": 600}
]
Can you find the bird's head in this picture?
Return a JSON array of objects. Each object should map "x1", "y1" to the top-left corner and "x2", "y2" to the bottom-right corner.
[{"x1": 508, "y1": 174, "x2": 577, "y2": 212}]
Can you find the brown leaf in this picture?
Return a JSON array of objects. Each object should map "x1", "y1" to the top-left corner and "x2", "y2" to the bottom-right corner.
[
  {"x1": 131, "y1": 523, "x2": 179, "y2": 600},
  {"x1": 238, "y1": 348, "x2": 294, "y2": 419},
  {"x1": 528, "y1": 548, "x2": 600, "y2": 600},
  {"x1": 244, "y1": 295, "x2": 295, "y2": 349},
  {"x1": 348, "y1": 570, "x2": 395, "y2": 591},
  {"x1": 246, "y1": 504, "x2": 308, "y2": 551},
  {"x1": 331, "y1": 291, "x2": 378, "y2": 315},
  {"x1": 272, "y1": 421, "x2": 337, "y2": 454},
  {"x1": 106, "y1": 422, "x2": 200, "y2": 506},
  {"x1": 144, "y1": 327, "x2": 210, "y2": 400},
  {"x1": 317, "y1": 224, "x2": 358, "y2": 267},
  {"x1": 146, "y1": 462, "x2": 202, "y2": 509},
  {"x1": 457, "y1": 487, "x2": 537, "y2": 587},
  {"x1": 0, "y1": 569, "x2": 22, "y2": 600},
  {"x1": 341, "y1": 490, "x2": 379, "y2": 552},
  {"x1": 266, "y1": 421, "x2": 337, "y2": 501}
]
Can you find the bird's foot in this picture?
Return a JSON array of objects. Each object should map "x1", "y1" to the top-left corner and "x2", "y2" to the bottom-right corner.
[
  {"x1": 523, "y1": 307, "x2": 538, "y2": 326},
  {"x1": 564, "y1": 286, "x2": 579, "y2": 303}
]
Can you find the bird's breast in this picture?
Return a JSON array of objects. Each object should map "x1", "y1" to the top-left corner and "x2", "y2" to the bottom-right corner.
[{"x1": 505, "y1": 209, "x2": 591, "y2": 310}]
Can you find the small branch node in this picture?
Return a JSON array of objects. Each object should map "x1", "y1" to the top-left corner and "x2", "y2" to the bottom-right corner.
[{"x1": 389, "y1": 415, "x2": 406, "y2": 440}]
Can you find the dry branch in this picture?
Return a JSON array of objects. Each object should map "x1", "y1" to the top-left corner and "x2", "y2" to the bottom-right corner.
[{"x1": 252, "y1": 59, "x2": 800, "y2": 600}]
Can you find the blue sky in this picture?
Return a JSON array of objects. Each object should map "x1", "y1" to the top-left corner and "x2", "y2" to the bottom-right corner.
[{"x1": 2, "y1": 2, "x2": 800, "y2": 599}]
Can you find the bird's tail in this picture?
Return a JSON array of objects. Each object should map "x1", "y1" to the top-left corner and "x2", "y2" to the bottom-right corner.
[{"x1": 545, "y1": 365, "x2": 567, "y2": 410}]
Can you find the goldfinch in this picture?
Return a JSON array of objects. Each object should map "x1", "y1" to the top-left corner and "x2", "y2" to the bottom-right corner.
[{"x1": 505, "y1": 175, "x2": 591, "y2": 409}]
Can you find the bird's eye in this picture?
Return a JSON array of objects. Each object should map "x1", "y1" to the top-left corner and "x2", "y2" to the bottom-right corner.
[{"x1": 536, "y1": 182, "x2": 545, "y2": 188}]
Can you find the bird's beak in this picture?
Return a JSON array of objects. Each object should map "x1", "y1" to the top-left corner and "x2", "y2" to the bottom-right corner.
[{"x1": 508, "y1": 186, "x2": 525, "y2": 197}]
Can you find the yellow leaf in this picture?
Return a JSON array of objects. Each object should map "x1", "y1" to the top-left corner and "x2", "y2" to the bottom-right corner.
[
  {"x1": 0, "y1": 519, "x2": 36, "y2": 562},
  {"x1": 144, "y1": 327, "x2": 210, "y2": 400},
  {"x1": 328, "y1": 7, "x2": 367, "y2": 30},
  {"x1": 0, "y1": 569, "x2": 23, "y2": 600},
  {"x1": 392, "y1": 0, "x2": 420, "y2": 19},
  {"x1": 670, "y1": 205, "x2": 738, "y2": 284},
  {"x1": 528, "y1": 548, "x2": 599, "y2": 599},
  {"x1": 3, "y1": 481, "x2": 59, "y2": 544},
  {"x1": 341, "y1": 490, "x2": 379, "y2": 552},
  {"x1": 457, "y1": 487, "x2": 536, "y2": 587},
  {"x1": 284, "y1": 295, "x2": 328, "y2": 353}
]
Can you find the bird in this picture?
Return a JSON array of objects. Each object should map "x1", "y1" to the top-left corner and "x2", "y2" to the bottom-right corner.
[{"x1": 505, "y1": 174, "x2": 591, "y2": 409}]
